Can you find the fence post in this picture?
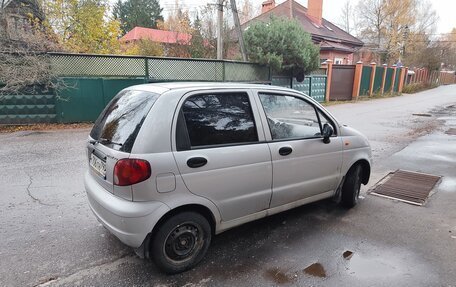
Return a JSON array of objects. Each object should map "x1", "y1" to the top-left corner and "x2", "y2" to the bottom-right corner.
[
  {"x1": 352, "y1": 61, "x2": 363, "y2": 100},
  {"x1": 381, "y1": 64, "x2": 388, "y2": 95},
  {"x1": 369, "y1": 62, "x2": 377, "y2": 97},
  {"x1": 308, "y1": 76, "x2": 313, "y2": 98},
  {"x1": 390, "y1": 64, "x2": 397, "y2": 93},
  {"x1": 398, "y1": 67, "x2": 406, "y2": 93},
  {"x1": 323, "y1": 60, "x2": 333, "y2": 102},
  {"x1": 144, "y1": 57, "x2": 149, "y2": 82}
]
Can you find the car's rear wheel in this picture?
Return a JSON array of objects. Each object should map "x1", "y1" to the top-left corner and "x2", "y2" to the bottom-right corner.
[
  {"x1": 151, "y1": 211, "x2": 211, "y2": 274},
  {"x1": 341, "y1": 164, "x2": 362, "y2": 208}
]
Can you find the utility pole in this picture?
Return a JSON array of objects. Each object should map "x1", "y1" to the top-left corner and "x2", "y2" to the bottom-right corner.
[
  {"x1": 216, "y1": 0, "x2": 224, "y2": 59},
  {"x1": 230, "y1": 0, "x2": 247, "y2": 61}
]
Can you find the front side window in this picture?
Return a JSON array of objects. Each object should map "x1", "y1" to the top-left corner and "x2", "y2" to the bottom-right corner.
[
  {"x1": 259, "y1": 93, "x2": 322, "y2": 140},
  {"x1": 180, "y1": 92, "x2": 258, "y2": 148}
]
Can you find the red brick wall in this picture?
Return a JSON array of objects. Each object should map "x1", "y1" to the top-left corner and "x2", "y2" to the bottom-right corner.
[{"x1": 320, "y1": 51, "x2": 354, "y2": 64}]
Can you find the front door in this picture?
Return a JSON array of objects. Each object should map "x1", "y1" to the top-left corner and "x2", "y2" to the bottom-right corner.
[
  {"x1": 256, "y1": 92, "x2": 343, "y2": 208},
  {"x1": 172, "y1": 91, "x2": 272, "y2": 221}
]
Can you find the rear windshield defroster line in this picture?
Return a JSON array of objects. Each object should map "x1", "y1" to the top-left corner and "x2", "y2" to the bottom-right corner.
[{"x1": 90, "y1": 90, "x2": 159, "y2": 153}]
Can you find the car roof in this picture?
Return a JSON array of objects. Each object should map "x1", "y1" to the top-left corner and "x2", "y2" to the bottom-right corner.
[{"x1": 127, "y1": 82, "x2": 302, "y2": 95}]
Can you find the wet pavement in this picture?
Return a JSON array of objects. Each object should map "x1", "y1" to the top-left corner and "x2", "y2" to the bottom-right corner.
[{"x1": 1, "y1": 85, "x2": 456, "y2": 286}]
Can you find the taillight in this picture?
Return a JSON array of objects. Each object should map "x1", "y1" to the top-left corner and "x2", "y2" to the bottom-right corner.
[{"x1": 113, "y1": 159, "x2": 151, "y2": 186}]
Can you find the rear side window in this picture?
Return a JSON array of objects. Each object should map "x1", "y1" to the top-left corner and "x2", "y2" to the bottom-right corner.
[
  {"x1": 178, "y1": 92, "x2": 258, "y2": 149},
  {"x1": 90, "y1": 90, "x2": 159, "y2": 152}
]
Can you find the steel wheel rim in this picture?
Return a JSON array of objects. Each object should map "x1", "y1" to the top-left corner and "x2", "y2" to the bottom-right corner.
[{"x1": 164, "y1": 222, "x2": 203, "y2": 263}]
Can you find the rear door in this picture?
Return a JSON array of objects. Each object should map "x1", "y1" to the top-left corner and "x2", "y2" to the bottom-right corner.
[
  {"x1": 255, "y1": 91, "x2": 343, "y2": 208},
  {"x1": 172, "y1": 90, "x2": 272, "y2": 222}
]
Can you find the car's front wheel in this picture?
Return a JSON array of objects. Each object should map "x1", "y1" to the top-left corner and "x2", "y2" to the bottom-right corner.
[
  {"x1": 151, "y1": 211, "x2": 211, "y2": 274},
  {"x1": 341, "y1": 164, "x2": 362, "y2": 208}
]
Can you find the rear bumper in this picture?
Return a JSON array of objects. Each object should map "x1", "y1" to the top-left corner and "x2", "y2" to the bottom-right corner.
[{"x1": 84, "y1": 172, "x2": 170, "y2": 248}]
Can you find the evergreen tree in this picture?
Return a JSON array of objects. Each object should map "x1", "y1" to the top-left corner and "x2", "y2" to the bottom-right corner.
[
  {"x1": 113, "y1": 0, "x2": 163, "y2": 34},
  {"x1": 244, "y1": 16, "x2": 320, "y2": 74},
  {"x1": 190, "y1": 13, "x2": 206, "y2": 58}
]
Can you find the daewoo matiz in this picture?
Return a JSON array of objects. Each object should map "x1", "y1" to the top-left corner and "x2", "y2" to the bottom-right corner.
[{"x1": 84, "y1": 82, "x2": 371, "y2": 273}]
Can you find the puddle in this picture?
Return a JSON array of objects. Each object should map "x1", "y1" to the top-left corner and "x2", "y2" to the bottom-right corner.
[
  {"x1": 264, "y1": 268, "x2": 294, "y2": 284},
  {"x1": 346, "y1": 254, "x2": 401, "y2": 278},
  {"x1": 343, "y1": 250, "x2": 354, "y2": 260},
  {"x1": 303, "y1": 262, "x2": 326, "y2": 278}
]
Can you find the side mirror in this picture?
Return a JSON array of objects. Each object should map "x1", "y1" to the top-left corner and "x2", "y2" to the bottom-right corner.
[{"x1": 322, "y1": 123, "x2": 333, "y2": 144}]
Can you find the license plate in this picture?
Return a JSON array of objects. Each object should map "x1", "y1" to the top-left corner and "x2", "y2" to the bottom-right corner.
[{"x1": 90, "y1": 153, "x2": 106, "y2": 178}]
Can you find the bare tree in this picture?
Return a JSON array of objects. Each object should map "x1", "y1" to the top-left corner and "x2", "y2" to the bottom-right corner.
[
  {"x1": 339, "y1": 0, "x2": 353, "y2": 34},
  {"x1": 357, "y1": 0, "x2": 438, "y2": 65}
]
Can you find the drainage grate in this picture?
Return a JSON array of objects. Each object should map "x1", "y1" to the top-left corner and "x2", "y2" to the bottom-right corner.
[
  {"x1": 446, "y1": 128, "x2": 456, "y2": 135},
  {"x1": 370, "y1": 170, "x2": 441, "y2": 206}
]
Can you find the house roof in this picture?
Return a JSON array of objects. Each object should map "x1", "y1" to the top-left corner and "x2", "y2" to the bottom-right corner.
[
  {"x1": 241, "y1": 0, "x2": 363, "y2": 48},
  {"x1": 320, "y1": 41, "x2": 357, "y2": 53},
  {"x1": 120, "y1": 27, "x2": 192, "y2": 45}
]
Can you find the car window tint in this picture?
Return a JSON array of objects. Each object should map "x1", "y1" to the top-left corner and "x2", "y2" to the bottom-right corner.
[
  {"x1": 182, "y1": 93, "x2": 258, "y2": 147},
  {"x1": 259, "y1": 93, "x2": 322, "y2": 140},
  {"x1": 90, "y1": 90, "x2": 159, "y2": 152}
]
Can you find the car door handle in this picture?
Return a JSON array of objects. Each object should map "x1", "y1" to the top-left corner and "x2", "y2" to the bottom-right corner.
[
  {"x1": 187, "y1": 157, "x2": 208, "y2": 168},
  {"x1": 279, "y1": 147, "x2": 293, "y2": 156}
]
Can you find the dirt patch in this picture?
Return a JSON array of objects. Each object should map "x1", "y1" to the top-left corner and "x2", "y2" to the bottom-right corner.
[
  {"x1": 303, "y1": 262, "x2": 326, "y2": 278},
  {"x1": 0, "y1": 123, "x2": 93, "y2": 134},
  {"x1": 264, "y1": 268, "x2": 295, "y2": 284}
]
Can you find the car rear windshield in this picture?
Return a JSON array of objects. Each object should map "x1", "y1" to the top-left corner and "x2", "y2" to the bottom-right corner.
[{"x1": 90, "y1": 90, "x2": 159, "y2": 152}]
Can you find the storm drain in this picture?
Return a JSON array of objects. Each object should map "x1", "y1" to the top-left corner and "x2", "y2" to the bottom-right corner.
[
  {"x1": 370, "y1": 170, "x2": 441, "y2": 206},
  {"x1": 446, "y1": 128, "x2": 456, "y2": 135}
]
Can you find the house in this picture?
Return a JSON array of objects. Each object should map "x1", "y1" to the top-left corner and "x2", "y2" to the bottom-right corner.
[
  {"x1": 0, "y1": 0, "x2": 44, "y2": 41},
  {"x1": 241, "y1": 0, "x2": 363, "y2": 64},
  {"x1": 120, "y1": 26, "x2": 192, "y2": 45}
]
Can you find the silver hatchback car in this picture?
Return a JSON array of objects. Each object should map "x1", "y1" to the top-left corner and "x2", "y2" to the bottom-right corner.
[{"x1": 85, "y1": 82, "x2": 371, "y2": 273}]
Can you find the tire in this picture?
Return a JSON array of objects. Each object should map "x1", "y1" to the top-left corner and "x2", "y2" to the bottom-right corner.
[
  {"x1": 341, "y1": 164, "x2": 362, "y2": 208},
  {"x1": 151, "y1": 212, "x2": 211, "y2": 274}
]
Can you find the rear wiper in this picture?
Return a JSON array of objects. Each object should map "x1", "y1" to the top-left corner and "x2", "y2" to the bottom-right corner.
[{"x1": 89, "y1": 138, "x2": 123, "y2": 146}]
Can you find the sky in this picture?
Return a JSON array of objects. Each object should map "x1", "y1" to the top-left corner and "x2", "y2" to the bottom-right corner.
[{"x1": 159, "y1": 0, "x2": 456, "y2": 34}]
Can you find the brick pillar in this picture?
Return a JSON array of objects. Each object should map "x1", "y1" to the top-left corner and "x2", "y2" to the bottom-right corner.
[
  {"x1": 323, "y1": 60, "x2": 333, "y2": 102},
  {"x1": 381, "y1": 64, "x2": 388, "y2": 95},
  {"x1": 390, "y1": 64, "x2": 397, "y2": 93},
  {"x1": 398, "y1": 67, "x2": 406, "y2": 93},
  {"x1": 369, "y1": 62, "x2": 377, "y2": 96},
  {"x1": 352, "y1": 61, "x2": 363, "y2": 100}
]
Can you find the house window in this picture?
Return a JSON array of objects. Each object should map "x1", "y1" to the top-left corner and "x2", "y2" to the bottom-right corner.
[{"x1": 334, "y1": 58, "x2": 343, "y2": 64}]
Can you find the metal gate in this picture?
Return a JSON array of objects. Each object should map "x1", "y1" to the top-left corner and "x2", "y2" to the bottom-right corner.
[{"x1": 329, "y1": 65, "x2": 355, "y2": 101}]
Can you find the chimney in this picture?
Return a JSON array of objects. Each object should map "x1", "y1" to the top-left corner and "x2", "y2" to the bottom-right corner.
[
  {"x1": 307, "y1": 0, "x2": 323, "y2": 26},
  {"x1": 261, "y1": 0, "x2": 275, "y2": 14}
]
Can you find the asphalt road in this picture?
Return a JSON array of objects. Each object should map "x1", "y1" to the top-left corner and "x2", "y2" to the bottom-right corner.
[{"x1": 1, "y1": 85, "x2": 455, "y2": 287}]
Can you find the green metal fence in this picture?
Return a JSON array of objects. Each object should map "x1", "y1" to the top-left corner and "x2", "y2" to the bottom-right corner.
[
  {"x1": 373, "y1": 67, "x2": 384, "y2": 94},
  {"x1": 49, "y1": 52, "x2": 271, "y2": 83},
  {"x1": 394, "y1": 68, "x2": 401, "y2": 92},
  {"x1": 360, "y1": 66, "x2": 372, "y2": 96},
  {"x1": 384, "y1": 68, "x2": 394, "y2": 92},
  {"x1": 55, "y1": 78, "x2": 147, "y2": 123},
  {"x1": 0, "y1": 94, "x2": 56, "y2": 124},
  {"x1": 271, "y1": 75, "x2": 327, "y2": 102},
  {"x1": 5, "y1": 52, "x2": 328, "y2": 124}
]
